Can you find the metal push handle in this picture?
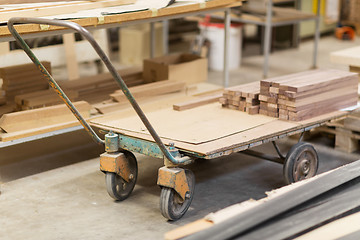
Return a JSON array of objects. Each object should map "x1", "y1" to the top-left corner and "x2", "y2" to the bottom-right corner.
[{"x1": 8, "y1": 17, "x2": 190, "y2": 164}]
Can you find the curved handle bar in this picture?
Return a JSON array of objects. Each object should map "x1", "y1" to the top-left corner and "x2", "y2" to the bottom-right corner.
[{"x1": 8, "y1": 17, "x2": 190, "y2": 164}]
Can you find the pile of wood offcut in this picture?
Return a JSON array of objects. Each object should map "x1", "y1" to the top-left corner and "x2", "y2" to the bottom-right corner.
[
  {"x1": 0, "y1": 62, "x2": 50, "y2": 102},
  {"x1": 259, "y1": 69, "x2": 358, "y2": 121},
  {"x1": 219, "y1": 81, "x2": 260, "y2": 115}
]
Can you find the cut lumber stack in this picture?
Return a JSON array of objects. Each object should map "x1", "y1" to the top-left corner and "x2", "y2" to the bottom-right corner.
[
  {"x1": 60, "y1": 66, "x2": 143, "y2": 103},
  {"x1": 0, "y1": 90, "x2": 5, "y2": 106},
  {"x1": 259, "y1": 69, "x2": 358, "y2": 121},
  {"x1": 14, "y1": 89, "x2": 79, "y2": 110},
  {"x1": 0, "y1": 62, "x2": 51, "y2": 102},
  {"x1": 219, "y1": 81, "x2": 260, "y2": 115}
]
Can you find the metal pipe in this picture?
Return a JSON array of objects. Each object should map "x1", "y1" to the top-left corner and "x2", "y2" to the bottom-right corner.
[
  {"x1": 150, "y1": 22, "x2": 155, "y2": 58},
  {"x1": 263, "y1": 0, "x2": 273, "y2": 78},
  {"x1": 8, "y1": 17, "x2": 190, "y2": 164},
  {"x1": 242, "y1": 149, "x2": 284, "y2": 164},
  {"x1": 223, "y1": 9, "x2": 230, "y2": 87},
  {"x1": 162, "y1": 20, "x2": 169, "y2": 55},
  {"x1": 313, "y1": 0, "x2": 321, "y2": 69},
  {"x1": 272, "y1": 141, "x2": 285, "y2": 160}
]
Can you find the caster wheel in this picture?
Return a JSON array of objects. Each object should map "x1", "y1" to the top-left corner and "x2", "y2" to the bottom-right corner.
[
  {"x1": 105, "y1": 151, "x2": 138, "y2": 201},
  {"x1": 160, "y1": 169, "x2": 195, "y2": 221},
  {"x1": 283, "y1": 142, "x2": 319, "y2": 184}
]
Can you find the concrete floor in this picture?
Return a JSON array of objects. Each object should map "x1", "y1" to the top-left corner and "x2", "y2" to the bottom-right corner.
[{"x1": 1, "y1": 36, "x2": 360, "y2": 239}]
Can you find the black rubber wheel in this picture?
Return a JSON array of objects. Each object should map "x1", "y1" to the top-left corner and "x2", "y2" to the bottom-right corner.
[
  {"x1": 159, "y1": 169, "x2": 195, "y2": 221},
  {"x1": 283, "y1": 142, "x2": 319, "y2": 184},
  {"x1": 105, "y1": 151, "x2": 138, "y2": 201}
]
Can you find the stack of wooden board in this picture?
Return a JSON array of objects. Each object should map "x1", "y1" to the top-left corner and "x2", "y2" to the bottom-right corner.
[
  {"x1": 59, "y1": 67, "x2": 143, "y2": 103},
  {"x1": 0, "y1": 101, "x2": 92, "y2": 141},
  {"x1": 14, "y1": 89, "x2": 79, "y2": 110},
  {"x1": 259, "y1": 69, "x2": 358, "y2": 121},
  {"x1": 0, "y1": 62, "x2": 51, "y2": 102},
  {"x1": 0, "y1": 90, "x2": 5, "y2": 106},
  {"x1": 219, "y1": 81, "x2": 260, "y2": 115}
]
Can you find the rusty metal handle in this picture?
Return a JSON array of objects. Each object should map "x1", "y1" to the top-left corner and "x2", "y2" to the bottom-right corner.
[{"x1": 7, "y1": 17, "x2": 191, "y2": 164}]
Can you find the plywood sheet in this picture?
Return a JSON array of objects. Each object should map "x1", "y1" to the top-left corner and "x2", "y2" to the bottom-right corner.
[
  {"x1": 90, "y1": 109, "x2": 347, "y2": 156},
  {"x1": 91, "y1": 103, "x2": 275, "y2": 145}
]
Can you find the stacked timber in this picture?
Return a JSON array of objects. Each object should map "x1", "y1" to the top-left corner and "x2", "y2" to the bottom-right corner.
[
  {"x1": 259, "y1": 69, "x2": 358, "y2": 121},
  {"x1": 0, "y1": 62, "x2": 51, "y2": 102},
  {"x1": 0, "y1": 90, "x2": 5, "y2": 106},
  {"x1": 60, "y1": 66, "x2": 143, "y2": 103},
  {"x1": 219, "y1": 81, "x2": 260, "y2": 115},
  {"x1": 14, "y1": 89, "x2": 79, "y2": 110}
]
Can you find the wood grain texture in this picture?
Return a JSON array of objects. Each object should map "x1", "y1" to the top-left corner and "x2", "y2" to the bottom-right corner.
[
  {"x1": 0, "y1": 0, "x2": 241, "y2": 38},
  {"x1": 0, "y1": 101, "x2": 91, "y2": 133},
  {"x1": 0, "y1": 0, "x2": 136, "y2": 22},
  {"x1": 173, "y1": 94, "x2": 222, "y2": 111},
  {"x1": 110, "y1": 80, "x2": 186, "y2": 103}
]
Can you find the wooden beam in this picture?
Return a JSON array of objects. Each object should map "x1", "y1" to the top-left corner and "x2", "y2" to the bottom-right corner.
[
  {"x1": 110, "y1": 80, "x2": 186, "y2": 103},
  {"x1": 0, "y1": 101, "x2": 91, "y2": 133},
  {"x1": 63, "y1": 33, "x2": 80, "y2": 81},
  {"x1": 173, "y1": 94, "x2": 222, "y2": 111},
  {"x1": 0, "y1": 0, "x2": 136, "y2": 22}
]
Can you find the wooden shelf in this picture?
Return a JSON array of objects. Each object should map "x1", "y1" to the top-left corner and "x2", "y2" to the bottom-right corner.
[{"x1": 0, "y1": 0, "x2": 242, "y2": 40}]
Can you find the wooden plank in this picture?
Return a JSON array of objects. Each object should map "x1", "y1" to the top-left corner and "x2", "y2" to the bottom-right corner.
[
  {"x1": 0, "y1": 121, "x2": 82, "y2": 142},
  {"x1": 165, "y1": 219, "x2": 213, "y2": 240},
  {"x1": 246, "y1": 105, "x2": 259, "y2": 115},
  {"x1": 0, "y1": 0, "x2": 136, "y2": 22},
  {"x1": 63, "y1": 33, "x2": 80, "y2": 80},
  {"x1": 295, "y1": 212, "x2": 360, "y2": 240},
  {"x1": 110, "y1": 80, "x2": 186, "y2": 103},
  {"x1": 287, "y1": 92, "x2": 357, "y2": 113},
  {"x1": 0, "y1": 1, "x2": 241, "y2": 38},
  {"x1": 181, "y1": 161, "x2": 360, "y2": 240},
  {"x1": 284, "y1": 76, "x2": 358, "y2": 99},
  {"x1": 284, "y1": 87, "x2": 357, "y2": 107},
  {"x1": 284, "y1": 71, "x2": 358, "y2": 93},
  {"x1": 22, "y1": 90, "x2": 78, "y2": 109},
  {"x1": 0, "y1": 61, "x2": 51, "y2": 76},
  {"x1": 173, "y1": 94, "x2": 222, "y2": 111},
  {"x1": 335, "y1": 127, "x2": 359, "y2": 153},
  {"x1": 0, "y1": 101, "x2": 91, "y2": 133},
  {"x1": 288, "y1": 96, "x2": 357, "y2": 121}
]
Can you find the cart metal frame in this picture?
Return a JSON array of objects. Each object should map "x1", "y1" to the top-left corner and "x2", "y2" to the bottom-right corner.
[{"x1": 7, "y1": 17, "x2": 348, "y2": 220}]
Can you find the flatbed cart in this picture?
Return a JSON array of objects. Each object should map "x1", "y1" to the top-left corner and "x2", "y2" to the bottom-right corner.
[{"x1": 8, "y1": 17, "x2": 352, "y2": 221}]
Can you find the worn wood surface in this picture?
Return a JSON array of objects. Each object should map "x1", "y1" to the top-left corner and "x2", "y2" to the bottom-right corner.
[
  {"x1": 259, "y1": 69, "x2": 358, "y2": 121},
  {"x1": 0, "y1": 0, "x2": 135, "y2": 22},
  {"x1": 173, "y1": 94, "x2": 221, "y2": 111},
  {"x1": 90, "y1": 103, "x2": 347, "y2": 156},
  {"x1": 110, "y1": 80, "x2": 186, "y2": 103},
  {"x1": 0, "y1": 0, "x2": 241, "y2": 38},
  {"x1": 180, "y1": 161, "x2": 360, "y2": 240},
  {"x1": 0, "y1": 61, "x2": 51, "y2": 102}
]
